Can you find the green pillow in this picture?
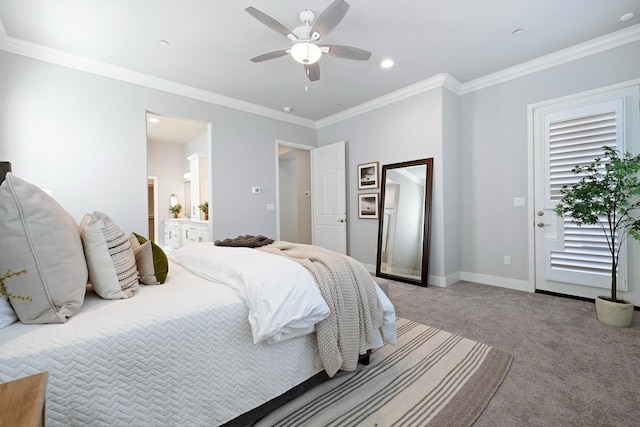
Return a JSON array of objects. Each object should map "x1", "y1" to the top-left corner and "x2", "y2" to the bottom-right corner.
[{"x1": 129, "y1": 233, "x2": 168, "y2": 285}]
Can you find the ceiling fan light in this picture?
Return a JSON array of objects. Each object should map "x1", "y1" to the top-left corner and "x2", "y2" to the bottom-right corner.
[{"x1": 291, "y1": 42, "x2": 322, "y2": 65}]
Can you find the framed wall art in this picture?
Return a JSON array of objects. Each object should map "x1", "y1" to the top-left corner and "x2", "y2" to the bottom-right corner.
[
  {"x1": 357, "y1": 161, "x2": 379, "y2": 190},
  {"x1": 358, "y1": 193, "x2": 379, "y2": 219}
]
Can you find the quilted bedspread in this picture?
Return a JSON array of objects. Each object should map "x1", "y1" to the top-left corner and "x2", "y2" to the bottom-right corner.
[{"x1": 0, "y1": 263, "x2": 321, "y2": 426}]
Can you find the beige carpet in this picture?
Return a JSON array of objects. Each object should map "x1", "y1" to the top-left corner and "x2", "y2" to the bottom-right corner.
[{"x1": 255, "y1": 317, "x2": 513, "y2": 427}]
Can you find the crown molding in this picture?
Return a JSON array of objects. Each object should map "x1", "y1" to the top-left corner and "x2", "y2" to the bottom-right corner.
[
  {"x1": 459, "y1": 23, "x2": 640, "y2": 95},
  {"x1": 316, "y1": 73, "x2": 461, "y2": 128},
  {"x1": 1, "y1": 15, "x2": 638, "y2": 127},
  {"x1": 0, "y1": 35, "x2": 316, "y2": 129}
]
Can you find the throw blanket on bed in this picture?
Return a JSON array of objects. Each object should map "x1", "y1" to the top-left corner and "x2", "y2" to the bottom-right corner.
[
  {"x1": 215, "y1": 234, "x2": 274, "y2": 248},
  {"x1": 258, "y1": 241, "x2": 384, "y2": 377}
]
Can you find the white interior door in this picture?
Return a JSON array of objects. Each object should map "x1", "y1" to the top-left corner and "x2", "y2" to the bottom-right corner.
[
  {"x1": 533, "y1": 90, "x2": 635, "y2": 298},
  {"x1": 311, "y1": 141, "x2": 347, "y2": 254}
]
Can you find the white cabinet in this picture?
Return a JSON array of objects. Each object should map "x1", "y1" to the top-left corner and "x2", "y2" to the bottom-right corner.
[
  {"x1": 164, "y1": 219, "x2": 210, "y2": 251},
  {"x1": 182, "y1": 222, "x2": 211, "y2": 246},
  {"x1": 164, "y1": 220, "x2": 183, "y2": 252}
]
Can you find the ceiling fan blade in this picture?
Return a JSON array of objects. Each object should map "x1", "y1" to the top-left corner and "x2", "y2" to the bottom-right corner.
[
  {"x1": 250, "y1": 49, "x2": 289, "y2": 63},
  {"x1": 245, "y1": 6, "x2": 297, "y2": 41},
  {"x1": 322, "y1": 44, "x2": 371, "y2": 60},
  {"x1": 310, "y1": 0, "x2": 350, "y2": 40},
  {"x1": 305, "y1": 63, "x2": 320, "y2": 81}
]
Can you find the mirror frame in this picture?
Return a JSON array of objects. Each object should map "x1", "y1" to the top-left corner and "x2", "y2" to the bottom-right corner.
[{"x1": 375, "y1": 158, "x2": 433, "y2": 287}]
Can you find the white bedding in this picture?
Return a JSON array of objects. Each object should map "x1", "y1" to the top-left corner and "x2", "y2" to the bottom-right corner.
[
  {"x1": 0, "y1": 262, "x2": 322, "y2": 426},
  {"x1": 169, "y1": 243, "x2": 397, "y2": 348},
  {"x1": 169, "y1": 243, "x2": 330, "y2": 344}
]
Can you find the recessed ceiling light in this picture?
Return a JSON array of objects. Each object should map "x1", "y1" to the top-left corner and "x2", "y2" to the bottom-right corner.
[
  {"x1": 619, "y1": 12, "x2": 635, "y2": 22},
  {"x1": 336, "y1": 104, "x2": 343, "y2": 108},
  {"x1": 159, "y1": 40, "x2": 170, "y2": 47},
  {"x1": 149, "y1": 117, "x2": 160, "y2": 123},
  {"x1": 512, "y1": 29, "x2": 524, "y2": 36},
  {"x1": 380, "y1": 58, "x2": 394, "y2": 69},
  {"x1": 283, "y1": 106, "x2": 293, "y2": 113}
]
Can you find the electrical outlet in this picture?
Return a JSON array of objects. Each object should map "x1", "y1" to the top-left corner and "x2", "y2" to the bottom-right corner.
[{"x1": 504, "y1": 256, "x2": 511, "y2": 265}]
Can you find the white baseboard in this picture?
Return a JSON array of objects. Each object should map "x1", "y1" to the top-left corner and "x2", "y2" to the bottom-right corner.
[
  {"x1": 459, "y1": 272, "x2": 534, "y2": 293},
  {"x1": 364, "y1": 264, "x2": 532, "y2": 294}
]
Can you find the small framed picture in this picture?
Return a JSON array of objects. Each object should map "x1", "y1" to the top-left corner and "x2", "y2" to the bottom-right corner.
[
  {"x1": 358, "y1": 193, "x2": 379, "y2": 219},
  {"x1": 357, "y1": 162, "x2": 379, "y2": 190}
]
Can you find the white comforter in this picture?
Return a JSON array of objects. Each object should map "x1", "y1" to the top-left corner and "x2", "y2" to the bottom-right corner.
[{"x1": 169, "y1": 243, "x2": 396, "y2": 346}]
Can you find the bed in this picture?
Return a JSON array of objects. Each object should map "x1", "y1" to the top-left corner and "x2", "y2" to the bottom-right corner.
[{"x1": 0, "y1": 173, "x2": 396, "y2": 426}]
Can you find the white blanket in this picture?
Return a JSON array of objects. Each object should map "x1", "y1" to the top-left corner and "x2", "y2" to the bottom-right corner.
[{"x1": 169, "y1": 243, "x2": 330, "y2": 344}]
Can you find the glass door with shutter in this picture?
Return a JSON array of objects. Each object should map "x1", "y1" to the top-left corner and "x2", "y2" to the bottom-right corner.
[{"x1": 534, "y1": 93, "x2": 630, "y2": 299}]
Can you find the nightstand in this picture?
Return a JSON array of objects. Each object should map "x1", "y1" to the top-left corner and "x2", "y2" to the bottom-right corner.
[{"x1": 0, "y1": 371, "x2": 48, "y2": 427}]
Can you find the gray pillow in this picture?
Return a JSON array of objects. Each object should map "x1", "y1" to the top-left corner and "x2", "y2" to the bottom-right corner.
[{"x1": 0, "y1": 173, "x2": 87, "y2": 323}]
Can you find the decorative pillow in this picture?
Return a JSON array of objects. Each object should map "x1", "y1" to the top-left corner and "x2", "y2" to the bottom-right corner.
[
  {"x1": 0, "y1": 173, "x2": 87, "y2": 324},
  {"x1": 0, "y1": 295, "x2": 18, "y2": 329},
  {"x1": 129, "y1": 232, "x2": 169, "y2": 285},
  {"x1": 79, "y1": 211, "x2": 139, "y2": 299}
]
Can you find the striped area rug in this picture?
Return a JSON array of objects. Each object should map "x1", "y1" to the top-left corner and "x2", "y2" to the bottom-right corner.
[{"x1": 255, "y1": 317, "x2": 513, "y2": 427}]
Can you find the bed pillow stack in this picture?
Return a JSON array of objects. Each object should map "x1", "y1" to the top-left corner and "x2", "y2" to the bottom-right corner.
[
  {"x1": 80, "y1": 211, "x2": 140, "y2": 299},
  {"x1": 0, "y1": 173, "x2": 87, "y2": 325},
  {"x1": 129, "y1": 232, "x2": 168, "y2": 285}
]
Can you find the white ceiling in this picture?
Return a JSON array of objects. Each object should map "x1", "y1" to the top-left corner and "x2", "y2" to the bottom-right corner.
[{"x1": 0, "y1": 0, "x2": 638, "y2": 124}]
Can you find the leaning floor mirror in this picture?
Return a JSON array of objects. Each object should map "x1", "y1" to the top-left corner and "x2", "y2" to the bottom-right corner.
[{"x1": 376, "y1": 158, "x2": 433, "y2": 286}]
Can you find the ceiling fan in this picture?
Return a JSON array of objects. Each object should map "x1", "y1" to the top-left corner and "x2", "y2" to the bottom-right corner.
[{"x1": 245, "y1": 0, "x2": 371, "y2": 82}]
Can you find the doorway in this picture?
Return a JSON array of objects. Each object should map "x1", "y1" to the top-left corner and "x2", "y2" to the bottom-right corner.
[
  {"x1": 146, "y1": 112, "x2": 211, "y2": 247},
  {"x1": 276, "y1": 141, "x2": 312, "y2": 244},
  {"x1": 147, "y1": 176, "x2": 158, "y2": 241}
]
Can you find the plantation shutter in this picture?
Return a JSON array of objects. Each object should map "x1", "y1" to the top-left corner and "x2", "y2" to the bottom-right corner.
[{"x1": 544, "y1": 98, "x2": 627, "y2": 290}]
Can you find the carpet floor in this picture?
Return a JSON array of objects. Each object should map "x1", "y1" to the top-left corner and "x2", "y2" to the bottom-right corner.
[
  {"x1": 255, "y1": 317, "x2": 512, "y2": 427},
  {"x1": 390, "y1": 280, "x2": 640, "y2": 426}
]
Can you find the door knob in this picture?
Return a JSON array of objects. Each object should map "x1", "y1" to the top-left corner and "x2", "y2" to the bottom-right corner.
[
  {"x1": 537, "y1": 222, "x2": 549, "y2": 227},
  {"x1": 537, "y1": 211, "x2": 544, "y2": 216},
  {"x1": 338, "y1": 218, "x2": 345, "y2": 223}
]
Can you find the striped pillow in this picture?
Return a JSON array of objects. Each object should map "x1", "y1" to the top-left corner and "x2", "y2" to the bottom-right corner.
[{"x1": 79, "y1": 212, "x2": 139, "y2": 299}]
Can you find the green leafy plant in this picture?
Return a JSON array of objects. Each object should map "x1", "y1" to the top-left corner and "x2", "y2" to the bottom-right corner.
[
  {"x1": 554, "y1": 146, "x2": 640, "y2": 303},
  {"x1": 198, "y1": 201, "x2": 209, "y2": 215},
  {"x1": 1, "y1": 269, "x2": 32, "y2": 302},
  {"x1": 169, "y1": 203, "x2": 182, "y2": 215}
]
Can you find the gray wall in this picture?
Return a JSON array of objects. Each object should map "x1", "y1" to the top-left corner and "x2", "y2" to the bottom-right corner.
[
  {"x1": 459, "y1": 41, "x2": 640, "y2": 291},
  {"x1": 317, "y1": 88, "x2": 452, "y2": 281},
  {"x1": 0, "y1": 50, "x2": 316, "y2": 240},
  {"x1": 2, "y1": 39, "x2": 640, "y2": 301}
]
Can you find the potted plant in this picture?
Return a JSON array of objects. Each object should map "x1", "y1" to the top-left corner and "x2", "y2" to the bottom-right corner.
[
  {"x1": 554, "y1": 145, "x2": 640, "y2": 327},
  {"x1": 198, "y1": 201, "x2": 209, "y2": 221},
  {"x1": 169, "y1": 203, "x2": 182, "y2": 218}
]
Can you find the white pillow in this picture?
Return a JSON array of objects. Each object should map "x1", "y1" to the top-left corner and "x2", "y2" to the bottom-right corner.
[
  {"x1": 79, "y1": 212, "x2": 139, "y2": 299},
  {"x1": 0, "y1": 173, "x2": 87, "y2": 323},
  {"x1": 0, "y1": 295, "x2": 18, "y2": 329}
]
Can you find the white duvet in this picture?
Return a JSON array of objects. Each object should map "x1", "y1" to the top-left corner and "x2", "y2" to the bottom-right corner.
[
  {"x1": 169, "y1": 243, "x2": 330, "y2": 344},
  {"x1": 169, "y1": 243, "x2": 396, "y2": 346}
]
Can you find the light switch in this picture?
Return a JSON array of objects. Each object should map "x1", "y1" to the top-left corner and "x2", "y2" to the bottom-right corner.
[
  {"x1": 266, "y1": 203, "x2": 275, "y2": 211},
  {"x1": 513, "y1": 197, "x2": 525, "y2": 207}
]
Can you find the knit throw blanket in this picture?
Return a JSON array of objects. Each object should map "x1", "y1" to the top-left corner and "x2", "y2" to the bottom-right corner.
[{"x1": 258, "y1": 241, "x2": 383, "y2": 377}]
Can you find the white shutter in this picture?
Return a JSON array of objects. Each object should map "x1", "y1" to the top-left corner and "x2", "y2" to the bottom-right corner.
[{"x1": 544, "y1": 99, "x2": 627, "y2": 290}]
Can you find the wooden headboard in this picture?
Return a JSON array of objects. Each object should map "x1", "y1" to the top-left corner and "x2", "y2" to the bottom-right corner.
[{"x1": 0, "y1": 162, "x2": 11, "y2": 185}]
